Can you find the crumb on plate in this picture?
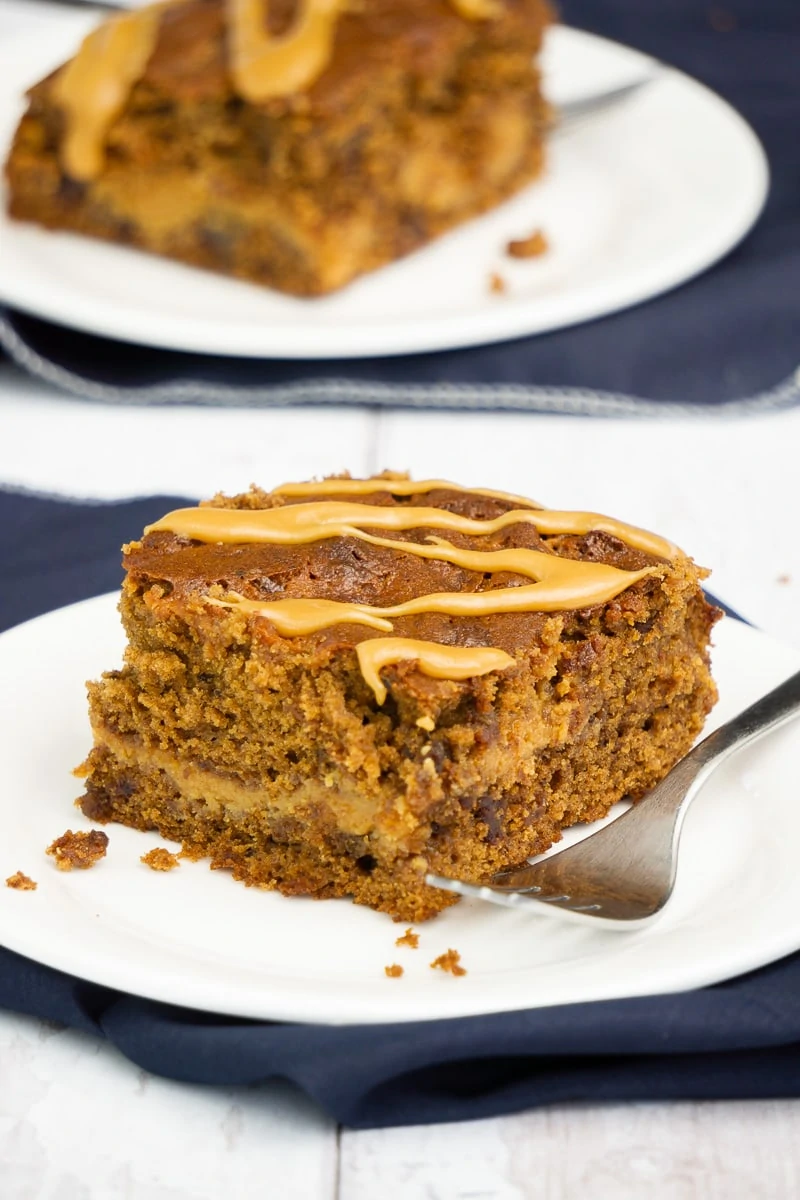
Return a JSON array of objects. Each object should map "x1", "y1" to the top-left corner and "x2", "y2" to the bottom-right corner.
[
  {"x1": 46, "y1": 829, "x2": 108, "y2": 871},
  {"x1": 430, "y1": 948, "x2": 467, "y2": 976},
  {"x1": 385, "y1": 964, "x2": 404, "y2": 978},
  {"x1": 489, "y1": 271, "x2": 507, "y2": 294},
  {"x1": 777, "y1": 574, "x2": 792, "y2": 585},
  {"x1": 141, "y1": 847, "x2": 180, "y2": 872},
  {"x1": 5, "y1": 871, "x2": 37, "y2": 891},
  {"x1": 396, "y1": 927, "x2": 420, "y2": 949},
  {"x1": 506, "y1": 229, "x2": 548, "y2": 259}
]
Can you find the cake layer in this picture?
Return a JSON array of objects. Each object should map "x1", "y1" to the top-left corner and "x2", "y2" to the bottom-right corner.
[
  {"x1": 80, "y1": 607, "x2": 714, "y2": 919},
  {"x1": 79, "y1": 746, "x2": 462, "y2": 921}
]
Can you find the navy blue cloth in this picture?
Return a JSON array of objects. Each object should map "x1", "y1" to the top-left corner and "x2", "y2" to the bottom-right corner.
[
  {"x1": 2, "y1": 487, "x2": 800, "y2": 1129},
  {"x1": 1, "y1": 0, "x2": 798, "y2": 409}
]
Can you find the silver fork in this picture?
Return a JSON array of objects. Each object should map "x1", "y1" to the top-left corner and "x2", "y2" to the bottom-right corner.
[
  {"x1": 556, "y1": 76, "x2": 659, "y2": 133},
  {"x1": 427, "y1": 667, "x2": 800, "y2": 927}
]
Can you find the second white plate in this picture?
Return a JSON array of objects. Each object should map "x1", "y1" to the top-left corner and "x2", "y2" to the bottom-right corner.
[
  {"x1": 0, "y1": 18, "x2": 768, "y2": 358},
  {"x1": 1, "y1": 598, "x2": 799, "y2": 1026}
]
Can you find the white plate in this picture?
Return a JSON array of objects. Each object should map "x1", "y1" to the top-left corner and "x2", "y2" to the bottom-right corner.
[
  {"x1": 0, "y1": 19, "x2": 768, "y2": 359},
  {"x1": 1, "y1": 596, "x2": 799, "y2": 1026}
]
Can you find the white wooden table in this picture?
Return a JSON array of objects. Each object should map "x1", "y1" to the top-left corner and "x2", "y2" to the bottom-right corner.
[{"x1": 2, "y1": 0, "x2": 800, "y2": 1184}]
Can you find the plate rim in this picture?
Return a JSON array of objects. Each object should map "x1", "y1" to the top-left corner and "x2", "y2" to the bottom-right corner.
[
  {"x1": 1, "y1": 592, "x2": 800, "y2": 1027},
  {"x1": 0, "y1": 25, "x2": 770, "y2": 360}
]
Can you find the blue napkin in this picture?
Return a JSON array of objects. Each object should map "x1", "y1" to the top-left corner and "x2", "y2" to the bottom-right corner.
[
  {"x1": 1, "y1": 0, "x2": 798, "y2": 411},
  {"x1": 2, "y1": 487, "x2": 799, "y2": 1130}
]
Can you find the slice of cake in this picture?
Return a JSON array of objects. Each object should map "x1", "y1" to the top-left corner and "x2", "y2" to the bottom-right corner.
[
  {"x1": 76, "y1": 475, "x2": 719, "y2": 921},
  {"x1": 5, "y1": 0, "x2": 553, "y2": 296}
]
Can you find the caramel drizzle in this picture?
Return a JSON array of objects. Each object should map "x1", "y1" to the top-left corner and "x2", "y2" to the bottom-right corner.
[
  {"x1": 227, "y1": 0, "x2": 504, "y2": 105},
  {"x1": 148, "y1": 487, "x2": 673, "y2": 704},
  {"x1": 52, "y1": 0, "x2": 505, "y2": 180},
  {"x1": 271, "y1": 477, "x2": 543, "y2": 510},
  {"x1": 356, "y1": 640, "x2": 514, "y2": 707},
  {"x1": 146, "y1": 500, "x2": 676, "y2": 560},
  {"x1": 351, "y1": 533, "x2": 658, "y2": 612},
  {"x1": 204, "y1": 535, "x2": 654, "y2": 631},
  {"x1": 52, "y1": 7, "x2": 162, "y2": 181},
  {"x1": 228, "y1": 0, "x2": 348, "y2": 104},
  {"x1": 205, "y1": 592, "x2": 393, "y2": 636}
]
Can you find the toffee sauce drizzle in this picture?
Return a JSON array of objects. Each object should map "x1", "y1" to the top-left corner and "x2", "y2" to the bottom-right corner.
[
  {"x1": 146, "y1": 481, "x2": 676, "y2": 705},
  {"x1": 53, "y1": 6, "x2": 163, "y2": 182},
  {"x1": 53, "y1": 0, "x2": 508, "y2": 180}
]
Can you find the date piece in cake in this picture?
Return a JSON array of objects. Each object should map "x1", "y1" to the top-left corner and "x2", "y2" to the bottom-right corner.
[
  {"x1": 75, "y1": 474, "x2": 719, "y2": 922},
  {"x1": 5, "y1": 0, "x2": 553, "y2": 297}
]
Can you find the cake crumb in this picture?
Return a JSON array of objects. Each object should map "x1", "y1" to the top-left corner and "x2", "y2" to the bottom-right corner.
[
  {"x1": 396, "y1": 927, "x2": 420, "y2": 949},
  {"x1": 416, "y1": 715, "x2": 435, "y2": 732},
  {"x1": 5, "y1": 871, "x2": 37, "y2": 891},
  {"x1": 46, "y1": 830, "x2": 108, "y2": 871},
  {"x1": 507, "y1": 229, "x2": 548, "y2": 259},
  {"x1": 489, "y1": 271, "x2": 507, "y2": 294},
  {"x1": 430, "y1": 948, "x2": 467, "y2": 976},
  {"x1": 141, "y1": 847, "x2": 180, "y2": 872},
  {"x1": 777, "y1": 574, "x2": 792, "y2": 585},
  {"x1": 385, "y1": 964, "x2": 404, "y2": 978}
]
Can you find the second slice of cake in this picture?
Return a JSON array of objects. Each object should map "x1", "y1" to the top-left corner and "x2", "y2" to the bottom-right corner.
[
  {"x1": 77, "y1": 475, "x2": 719, "y2": 921},
  {"x1": 6, "y1": 0, "x2": 553, "y2": 296}
]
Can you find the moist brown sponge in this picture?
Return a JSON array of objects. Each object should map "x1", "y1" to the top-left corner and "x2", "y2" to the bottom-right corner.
[{"x1": 76, "y1": 479, "x2": 719, "y2": 921}]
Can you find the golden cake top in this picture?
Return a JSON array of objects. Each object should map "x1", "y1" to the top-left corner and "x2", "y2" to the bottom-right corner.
[
  {"x1": 142, "y1": 476, "x2": 678, "y2": 703},
  {"x1": 52, "y1": 0, "x2": 521, "y2": 180}
]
